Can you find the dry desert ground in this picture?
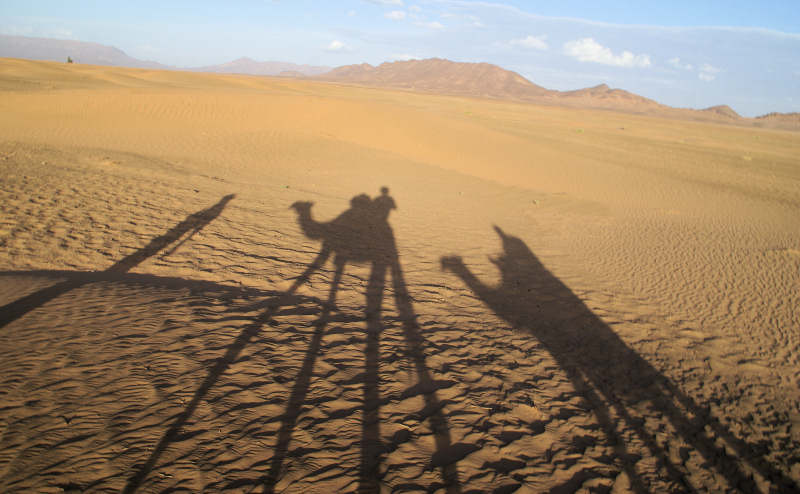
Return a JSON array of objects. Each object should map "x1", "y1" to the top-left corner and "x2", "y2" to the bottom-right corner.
[{"x1": 0, "y1": 58, "x2": 799, "y2": 493}]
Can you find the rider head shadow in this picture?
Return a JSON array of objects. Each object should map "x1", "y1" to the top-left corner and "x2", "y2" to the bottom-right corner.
[{"x1": 441, "y1": 226, "x2": 796, "y2": 493}]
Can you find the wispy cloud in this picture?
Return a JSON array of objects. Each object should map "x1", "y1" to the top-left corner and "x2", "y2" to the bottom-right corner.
[
  {"x1": 667, "y1": 57, "x2": 719, "y2": 81},
  {"x1": 563, "y1": 38, "x2": 651, "y2": 68},
  {"x1": 668, "y1": 57, "x2": 693, "y2": 70},
  {"x1": 440, "y1": 11, "x2": 483, "y2": 27},
  {"x1": 431, "y1": 0, "x2": 800, "y2": 38},
  {"x1": 392, "y1": 53, "x2": 421, "y2": 60},
  {"x1": 385, "y1": 10, "x2": 406, "y2": 20},
  {"x1": 509, "y1": 34, "x2": 548, "y2": 50},
  {"x1": 698, "y1": 63, "x2": 720, "y2": 81},
  {"x1": 366, "y1": 0, "x2": 404, "y2": 5}
]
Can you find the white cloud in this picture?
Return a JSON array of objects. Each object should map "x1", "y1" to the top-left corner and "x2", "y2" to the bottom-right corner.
[
  {"x1": 415, "y1": 21, "x2": 444, "y2": 29},
  {"x1": 510, "y1": 35, "x2": 548, "y2": 50},
  {"x1": 366, "y1": 0, "x2": 403, "y2": 5},
  {"x1": 409, "y1": 5, "x2": 421, "y2": 12},
  {"x1": 325, "y1": 40, "x2": 351, "y2": 52},
  {"x1": 667, "y1": 57, "x2": 717, "y2": 80},
  {"x1": 563, "y1": 38, "x2": 651, "y2": 68},
  {"x1": 347, "y1": 10, "x2": 356, "y2": 16},
  {"x1": 698, "y1": 63, "x2": 720, "y2": 81},
  {"x1": 668, "y1": 57, "x2": 693, "y2": 70},
  {"x1": 385, "y1": 10, "x2": 406, "y2": 20}
]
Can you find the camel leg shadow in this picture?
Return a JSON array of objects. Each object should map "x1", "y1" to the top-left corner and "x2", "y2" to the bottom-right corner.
[
  {"x1": 390, "y1": 259, "x2": 462, "y2": 493},
  {"x1": 123, "y1": 245, "x2": 331, "y2": 494},
  {"x1": 263, "y1": 253, "x2": 462, "y2": 493},
  {"x1": 263, "y1": 253, "x2": 342, "y2": 491},
  {"x1": 262, "y1": 254, "x2": 385, "y2": 494},
  {"x1": 359, "y1": 260, "x2": 386, "y2": 493}
]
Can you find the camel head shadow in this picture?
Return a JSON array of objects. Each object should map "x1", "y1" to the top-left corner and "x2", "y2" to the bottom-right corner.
[{"x1": 441, "y1": 225, "x2": 546, "y2": 317}]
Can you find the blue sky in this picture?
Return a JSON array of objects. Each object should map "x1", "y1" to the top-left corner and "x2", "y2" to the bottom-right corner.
[{"x1": 2, "y1": 1, "x2": 799, "y2": 116}]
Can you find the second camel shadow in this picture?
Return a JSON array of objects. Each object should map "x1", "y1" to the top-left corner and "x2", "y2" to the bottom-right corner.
[{"x1": 441, "y1": 226, "x2": 796, "y2": 493}]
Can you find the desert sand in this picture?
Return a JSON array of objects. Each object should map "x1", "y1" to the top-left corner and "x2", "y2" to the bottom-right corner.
[{"x1": 0, "y1": 58, "x2": 798, "y2": 493}]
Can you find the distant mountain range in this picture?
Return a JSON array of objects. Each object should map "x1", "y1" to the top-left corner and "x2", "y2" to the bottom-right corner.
[
  {"x1": 318, "y1": 59, "x2": 663, "y2": 112},
  {"x1": 2, "y1": 35, "x2": 797, "y2": 128},
  {"x1": 315, "y1": 59, "x2": 770, "y2": 124},
  {"x1": 0, "y1": 35, "x2": 330, "y2": 76},
  {"x1": 189, "y1": 57, "x2": 329, "y2": 77}
]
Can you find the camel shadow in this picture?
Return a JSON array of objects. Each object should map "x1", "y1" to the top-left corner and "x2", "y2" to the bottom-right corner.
[
  {"x1": 261, "y1": 187, "x2": 461, "y2": 493},
  {"x1": 441, "y1": 226, "x2": 797, "y2": 493}
]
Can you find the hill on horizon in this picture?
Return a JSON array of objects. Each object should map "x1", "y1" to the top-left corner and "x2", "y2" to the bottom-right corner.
[
  {"x1": 319, "y1": 57, "x2": 552, "y2": 100},
  {"x1": 0, "y1": 34, "x2": 168, "y2": 69}
]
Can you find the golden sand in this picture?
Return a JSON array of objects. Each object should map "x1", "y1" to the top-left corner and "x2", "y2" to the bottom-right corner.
[{"x1": 1, "y1": 58, "x2": 798, "y2": 492}]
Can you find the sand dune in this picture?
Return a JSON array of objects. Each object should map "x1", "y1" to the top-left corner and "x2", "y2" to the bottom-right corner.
[{"x1": 1, "y1": 58, "x2": 799, "y2": 493}]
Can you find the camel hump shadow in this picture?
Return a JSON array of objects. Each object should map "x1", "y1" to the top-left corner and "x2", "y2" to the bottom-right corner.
[{"x1": 290, "y1": 189, "x2": 397, "y2": 267}]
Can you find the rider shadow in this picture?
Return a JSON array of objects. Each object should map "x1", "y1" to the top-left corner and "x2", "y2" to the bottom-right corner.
[
  {"x1": 261, "y1": 188, "x2": 462, "y2": 493},
  {"x1": 441, "y1": 226, "x2": 797, "y2": 493}
]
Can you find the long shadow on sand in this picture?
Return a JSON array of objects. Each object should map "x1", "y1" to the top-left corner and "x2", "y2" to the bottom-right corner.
[
  {"x1": 0, "y1": 194, "x2": 235, "y2": 330},
  {"x1": 441, "y1": 226, "x2": 797, "y2": 493},
  {"x1": 123, "y1": 189, "x2": 461, "y2": 494}
]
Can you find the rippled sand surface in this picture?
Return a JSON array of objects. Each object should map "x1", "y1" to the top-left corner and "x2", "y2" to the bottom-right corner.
[{"x1": 1, "y1": 58, "x2": 798, "y2": 493}]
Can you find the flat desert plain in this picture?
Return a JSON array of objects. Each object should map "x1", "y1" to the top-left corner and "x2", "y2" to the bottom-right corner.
[{"x1": 0, "y1": 58, "x2": 799, "y2": 493}]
